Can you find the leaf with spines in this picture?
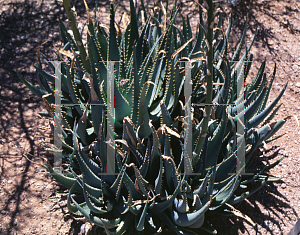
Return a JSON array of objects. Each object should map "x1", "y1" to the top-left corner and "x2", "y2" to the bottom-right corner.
[{"x1": 170, "y1": 195, "x2": 212, "y2": 227}]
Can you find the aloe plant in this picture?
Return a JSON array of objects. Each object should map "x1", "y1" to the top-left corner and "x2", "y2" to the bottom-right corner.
[
  {"x1": 19, "y1": 0, "x2": 187, "y2": 136},
  {"x1": 18, "y1": 0, "x2": 288, "y2": 234}
]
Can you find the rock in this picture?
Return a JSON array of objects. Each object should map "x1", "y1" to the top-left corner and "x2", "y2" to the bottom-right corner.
[
  {"x1": 281, "y1": 183, "x2": 286, "y2": 189},
  {"x1": 296, "y1": 82, "x2": 300, "y2": 88},
  {"x1": 80, "y1": 223, "x2": 92, "y2": 235}
]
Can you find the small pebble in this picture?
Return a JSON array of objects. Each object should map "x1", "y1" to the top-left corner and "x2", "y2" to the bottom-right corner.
[
  {"x1": 296, "y1": 82, "x2": 300, "y2": 88},
  {"x1": 80, "y1": 223, "x2": 92, "y2": 234},
  {"x1": 281, "y1": 183, "x2": 287, "y2": 189}
]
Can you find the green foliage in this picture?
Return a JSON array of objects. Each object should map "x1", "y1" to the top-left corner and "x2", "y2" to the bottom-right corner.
[{"x1": 19, "y1": 0, "x2": 287, "y2": 234}]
